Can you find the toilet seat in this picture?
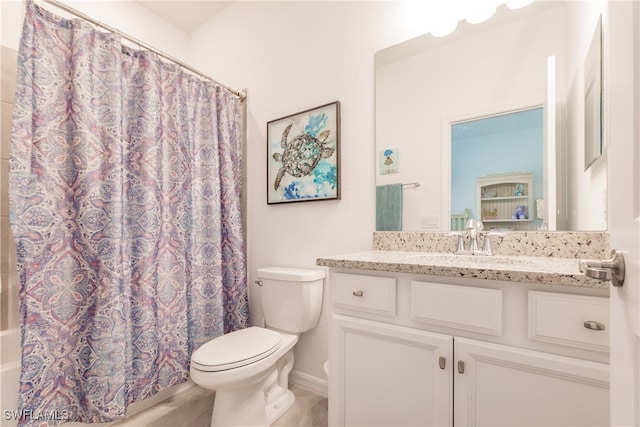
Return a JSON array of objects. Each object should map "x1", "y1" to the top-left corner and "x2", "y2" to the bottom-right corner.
[{"x1": 191, "y1": 327, "x2": 281, "y2": 372}]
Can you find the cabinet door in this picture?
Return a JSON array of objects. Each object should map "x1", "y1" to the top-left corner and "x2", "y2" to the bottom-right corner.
[
  {"x1": 454, "y1": 337, "x2": 609, "y2": 427},
  {"x1": 330, "y1": 314, "x2": 453, "y2": 427}
]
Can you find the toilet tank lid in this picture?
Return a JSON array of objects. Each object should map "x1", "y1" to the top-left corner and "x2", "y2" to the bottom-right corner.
[{"x1": 257, "y1": 267, "x2": 325, "y2": 282}]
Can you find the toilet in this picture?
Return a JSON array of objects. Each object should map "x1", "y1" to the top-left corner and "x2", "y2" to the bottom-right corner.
[{"x1": 190, "y1": 267, "x2": 325, "y2": 427}]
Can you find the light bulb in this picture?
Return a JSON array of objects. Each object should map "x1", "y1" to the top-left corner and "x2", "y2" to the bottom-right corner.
[
  {"x1": 431, "y1": 21, "x2": 458, "y2": 38},
  {"x1": 506, "y1": 0, "x2": 535, "y2": 10},
  {"x1": 466, "y1": 6, "x2": 497, "y2": 25}
]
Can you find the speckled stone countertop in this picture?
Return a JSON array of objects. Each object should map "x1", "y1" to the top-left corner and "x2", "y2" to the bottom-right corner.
[
  {"x1": 316, "y1": 231, "x2": 610, "y2": 289},
  {"x1": 372, "y1": 231, "x2": 609, "y2": 258}
]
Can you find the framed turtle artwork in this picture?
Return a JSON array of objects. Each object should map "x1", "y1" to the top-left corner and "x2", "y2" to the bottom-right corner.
[{"x1": 267, "y1": 101, "x2": 341, "y2": 204}]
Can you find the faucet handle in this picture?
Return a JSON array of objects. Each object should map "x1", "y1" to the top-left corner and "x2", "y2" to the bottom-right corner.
[
  {"x1": 456, "y1": 234, "x2": 466, "y2": 253},
  {"x1": 450, "y1": 232, "x2": 468, "y2": 254},
  {"x1": 482, "y1": 234, "x2": 492, "y2": 256}
]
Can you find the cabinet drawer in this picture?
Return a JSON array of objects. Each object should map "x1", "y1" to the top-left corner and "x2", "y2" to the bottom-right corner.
[
  {"x1": 528, "y1": 291, "x2": 609, "y2": 352},
  {"x1": 410, "y1": 281, "x2": 503, "y2": 336},
  {"x1": 333, "y1": 273, "x2": 396, "y2": 316}
]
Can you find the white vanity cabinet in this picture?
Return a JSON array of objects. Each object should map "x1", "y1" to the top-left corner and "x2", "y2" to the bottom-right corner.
[
  {"x1": 328, "y1": 271, "x2": 610, "y2": 427},
  {"x1": 454, "y1": 337, "x2": 608, "y2": 426},
  {"x1": 332, "y1": 315, "x2": 453, "y2": 427}
]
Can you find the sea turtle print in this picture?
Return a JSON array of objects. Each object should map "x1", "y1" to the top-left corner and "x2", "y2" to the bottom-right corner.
[{"x1": 272, "y1": 123, "x2": 335, "y2": 190}]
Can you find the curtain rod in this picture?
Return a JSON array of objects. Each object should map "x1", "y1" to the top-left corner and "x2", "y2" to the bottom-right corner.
[{"x1": 38, "y1": 0, "x2": 247, "y2": 101}]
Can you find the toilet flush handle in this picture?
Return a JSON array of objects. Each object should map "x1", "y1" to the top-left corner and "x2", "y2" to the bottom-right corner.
[{"x1": 254, "y1": 280, "x2": 263, "y2": 287}]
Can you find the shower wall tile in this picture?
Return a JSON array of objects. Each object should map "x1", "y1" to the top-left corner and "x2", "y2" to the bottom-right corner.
[
  {"x1": 0, "y1": 274, "x2": 7, "y2": 333},
  {"x1": 1, "y1": 45, "x2": 18, "y2": 104},
  {"x1": 1, "y1": 267, "x2": 20, "y2": 332},
  {"x1": 1, "y1": 218, "x2": 10, "y2": 274},
  {"x1": 1, "y1": 101, "x2": 12, "y2": 159},
  {"x1": 1, "y1": 45, "x2": 17, "y2": 332},
  {"x1": 1, "y1": 159, "x2": 8, "y2": 217},
  {"x1": 8, "y1": 269, "x2": 20, "y2": 330},
  {"x1": 7, "y1": 226, "x2": 16, "y2": 274}
]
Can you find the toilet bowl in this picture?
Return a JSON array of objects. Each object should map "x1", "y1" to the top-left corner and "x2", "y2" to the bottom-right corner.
[
  {"x1": 191, "y1": 327, "x2": 298, "y2": 426},
  {"x1": 190, "y1": 267, "x2": 325, "y2": 427}
]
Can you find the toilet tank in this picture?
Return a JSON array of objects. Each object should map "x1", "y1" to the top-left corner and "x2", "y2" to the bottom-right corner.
[{"x1": 257, "y1": 267, "x2": 325, "y2": 333}]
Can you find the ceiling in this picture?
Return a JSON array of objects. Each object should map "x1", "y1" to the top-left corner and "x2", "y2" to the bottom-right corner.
[{"x1": 135, "y1": 1, "x2": 232, "y2": 32}]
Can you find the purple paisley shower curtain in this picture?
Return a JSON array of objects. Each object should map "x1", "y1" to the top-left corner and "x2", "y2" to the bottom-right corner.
[{"x1": 9, "y1": 2, "x2": 248, "y2": 425}]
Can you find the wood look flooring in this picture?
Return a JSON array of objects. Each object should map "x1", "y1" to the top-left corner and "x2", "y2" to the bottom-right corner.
[{"x1": 110, "y1": 385, "x2": 328, "y2": 427}]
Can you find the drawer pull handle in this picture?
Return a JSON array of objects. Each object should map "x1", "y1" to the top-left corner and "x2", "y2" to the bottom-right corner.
[
  {"x1": 439, "y1": 356, "x2": 446, "y2": 370},
  {"x1": 584, "y1": 320, "x2": 606, "y2": 331},
  {"x1": 457, "y1": 360, "x2": 465, "y2": 374},
  {"x1": 352, "y1": 290, "x2": 364, "y2": 297}
]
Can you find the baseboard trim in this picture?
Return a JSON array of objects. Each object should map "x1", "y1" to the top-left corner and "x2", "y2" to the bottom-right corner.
[{"x1": 289, "y1": 370, "x2": 328, "y2": 398}]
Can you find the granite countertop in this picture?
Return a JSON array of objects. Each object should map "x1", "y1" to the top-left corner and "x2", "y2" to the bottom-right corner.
[{"x1": 316, "y1": 250, "x2": 608, "y2": 289}]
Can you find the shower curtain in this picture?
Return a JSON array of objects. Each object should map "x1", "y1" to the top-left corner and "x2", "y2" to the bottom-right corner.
[{"x1": 8, "y1": 2, "x2": 249, "y2": 425}]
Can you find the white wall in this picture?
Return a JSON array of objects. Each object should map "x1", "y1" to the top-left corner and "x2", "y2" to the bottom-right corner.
[
  {"x1": 1, "y1": 0, "x2": 189, "y2": 55},
  {"x1": 188, "y1": 1, "x2": 424, "y2": 381},
  {"x1": 563, "y1": 1, "x2": 607, "y2": 231}
]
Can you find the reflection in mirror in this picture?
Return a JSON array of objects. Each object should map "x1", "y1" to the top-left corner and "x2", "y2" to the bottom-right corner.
[
  {"x1": 375, "y1": 1, "x2": 607, "y2": 232},
  {"x1": 584, "y1": 16, "x2": 603, "y2": 170},
  {"x1": 451, "y1": 107, "x2": 544, "y2": 231}
]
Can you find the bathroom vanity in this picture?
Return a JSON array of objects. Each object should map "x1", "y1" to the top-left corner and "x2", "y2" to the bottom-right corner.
[{"x1": 317, "y1": 232, "x2": 610, "y2": 427}]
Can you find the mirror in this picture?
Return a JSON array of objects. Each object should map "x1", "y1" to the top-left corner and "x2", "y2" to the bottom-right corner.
[
  {"x1": 375, "y1": 1, "x2": 607, "y2": 232},
  {"x1": 584, "y1": 16, "x2": 603, "y2": 170},
  {"x1": 451, "y1": 107, "x2": 544, "y2": 231}
]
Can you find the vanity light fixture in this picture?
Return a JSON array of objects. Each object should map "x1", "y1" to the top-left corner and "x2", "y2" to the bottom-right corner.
[
  {"x1": 506, "y1": 0, "x2": 535, "y2": 10},
  {"x1": 431, "y1": 20, "x2": 458, "y2": 37},
  {"x1": 466, "y1": 6, "x2": 498, "y2": 24}
]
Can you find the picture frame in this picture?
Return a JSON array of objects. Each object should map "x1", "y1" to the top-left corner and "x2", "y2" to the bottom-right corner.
[
  {"x1": 379, "y1": 147, "x2": 399, "y2": 175},
  {"x1": 267, "y1": 101, "x2": 341, "y2": 204}
]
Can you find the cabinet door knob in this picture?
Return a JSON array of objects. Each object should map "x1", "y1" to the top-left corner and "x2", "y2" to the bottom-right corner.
[
  {"x1": 584, "y1": 320, "x2": 606, "y2": 331},
  {"x1": 439, "y1": 356, "x2": 446, "y2": 370},
  {"x1": 457, "y1": 360, "x2": 465, "y2": 374},
  {"x1": 352, "y1": 290, "x2": 364, "y2": 297}
]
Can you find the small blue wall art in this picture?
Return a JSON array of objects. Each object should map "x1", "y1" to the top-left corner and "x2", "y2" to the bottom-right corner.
[{"x1": 379, "y1": 148, "x2": 399, "y2": 175}]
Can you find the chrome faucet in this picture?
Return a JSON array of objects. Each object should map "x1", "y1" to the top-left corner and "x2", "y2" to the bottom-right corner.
[
  {"x1": 454, "y1": 219, "x2": 492, "y2": 256},
  {"x1": 466, "y1": 219, "x2": 480, "y2": 254}
]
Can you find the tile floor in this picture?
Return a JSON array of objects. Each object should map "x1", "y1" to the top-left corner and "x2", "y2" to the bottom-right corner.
[{"x1": 110, "y1": 384, "x2": 328, "y2": 427}]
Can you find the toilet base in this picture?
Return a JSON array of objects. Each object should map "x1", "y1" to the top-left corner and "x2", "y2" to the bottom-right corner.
[
  {"x1": 265, "y1": 388, "x2": 295, "y2": 425},
  {"x1": 210, "y1": 380, "x2": 295, "y2": 427},
  {"x1": 211, "y1": 384, "x2": 270, "y2": 426},
  {"x1": 206, "y1": 348, "x2": 296, "y2": 427}
]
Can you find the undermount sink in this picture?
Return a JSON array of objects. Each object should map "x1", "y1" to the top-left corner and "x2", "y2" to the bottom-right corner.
[{"x1": 405, "y1": 253, "x2": 535, "y2": 267}]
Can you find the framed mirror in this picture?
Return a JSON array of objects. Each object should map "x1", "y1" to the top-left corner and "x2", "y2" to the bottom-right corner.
[{"x1": 375, "y1": 1, "x2": 607, "y2": 232}]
